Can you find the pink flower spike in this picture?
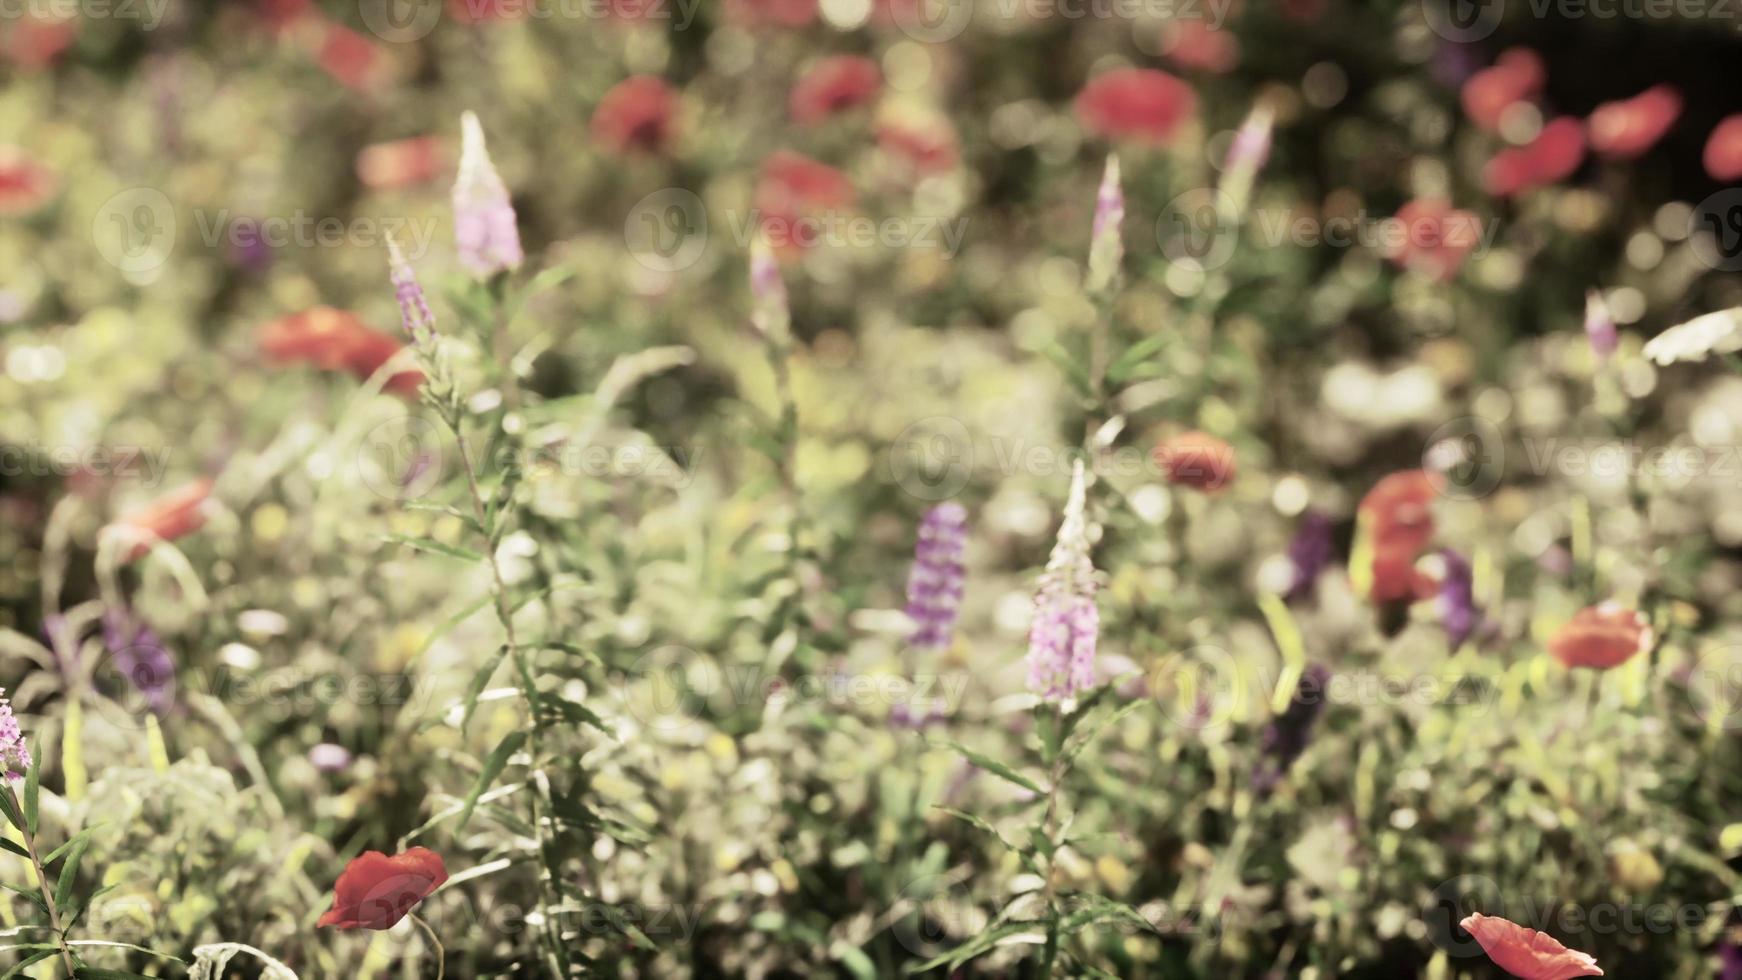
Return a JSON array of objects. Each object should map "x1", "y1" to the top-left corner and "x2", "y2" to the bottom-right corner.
[
  {"x1": 1584, "y1": 290, "x2": 1616, "y2": 360},
  {"x1": 452, "y1": 110, "x2": 523, "y2": 279}
]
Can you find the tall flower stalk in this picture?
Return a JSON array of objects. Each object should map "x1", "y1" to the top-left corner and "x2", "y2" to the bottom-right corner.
[
  {"x1": 749, "y1": 241, "x2": 815, "y2": 664},
  {"x1": 922, "y1": 158, "x2": 1153, "y2": 978},
  {"x1": 387, "y1": 160, "x2": 576, "y2": 977}
]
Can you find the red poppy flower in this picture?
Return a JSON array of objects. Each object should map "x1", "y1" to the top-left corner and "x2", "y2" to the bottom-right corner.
[
  {"x1": 1482, "y1": 116, "x2": 1586, "y2": 197},
  {"x1": 1587, "y1": 85, "x2": 1681, "y2": 160},
  {"x1": 754, "y1": 151, "x2": 855, "y2": 256},
  {"x1": 1548, "y1": 603, "x2": 1652, "y2": 671},
  {"x1": 1075, "y1": 68, "x2": 1198, "y2": 145},
  {"x1": 313, "y1": 21, "x2": 386, "y2": 91},
  {"x1": 790, "y1": 55, "x2": 881, "y2": 126},
  {"x1": 1359, "y1": 469, "x2": 1443, "y2": 602},
  {"x1": 1460, "y1": 48, "x2": 1544, "y2": 133},
  {"x1": 591, "y1": 75, "x2": 679, "y2": 155},
  {"x1": 356, "y1": 136, "x2": 444, "y2": 191},
  {"x1": 0, "y1": 149, "x2": 56, "y2": 215},
  {"x1": 1387, "y1": 198, "x2": 1482, "y2": 281},
  {"x1": 1459, "y1": 913, "x2": 1604, "y2": 979},
  {"x1": 1163, "y1": 21, "x2": 1239, "y2": 75},
  {"x1": 1, "y1": 15, "x2": 77, "y2": 70},
  {"x1": 108, "y1": 479, "x2": 215, "y2": 563},
  {"x1": 258, "y1": 307, "x2": 424, "y2": 397},
  {"x1": 318, "y1": 848, "x2": 448, "y2": 930},
  {"x1": 723, "y1": 0, "x2": 817, "y2": 27},
  {"x1": 876, "y1": 111, "x2": 959, "y2": 176},
  {"x1": 1155, "y1": 431, "x2": 1236, "y2": 492},
  {"x1": 1359, "y1": 469, "x2": 1439, "y2": 554},
  {"x1": 1368, "y1": 544, "x2": 1438, "y2": 604},
  {"x1": 1703, "y1": 114, "x2": 1742, "y2": 182}
]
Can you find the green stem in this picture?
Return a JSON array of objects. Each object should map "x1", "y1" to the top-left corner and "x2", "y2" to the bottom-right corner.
[
  {"x1": 1038, "y1": 703, "x2": 1066, "y2": 978},
  {"x1": 411, "y1": 913, "x2": 446, "y2": 980},
  {"x1": 6, "y1": 787, "x2": 76, "y2": 977},
  {"x1": 451, "y1": 427, "x2": 568, "y2": 979}
]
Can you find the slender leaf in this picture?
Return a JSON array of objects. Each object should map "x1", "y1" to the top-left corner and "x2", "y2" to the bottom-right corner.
[
  {"x1": 380, "y1": 533, "x2": 484, "y2": 563},
  {"x1": 457, "y1": 646, "x2": 510, "y2": 735},
  {"x1": 929, "y1": 739, "x2": 1044, "y2": 795},
  {"x1": 53, "y1": 835, "x2": 87, "y2": 916},
  {"x1": 23, "y1": 753, "x2": 39, "y2": 836},
  {"x1": 456, "y1": 730, "x2": 526, "y2": 832}
]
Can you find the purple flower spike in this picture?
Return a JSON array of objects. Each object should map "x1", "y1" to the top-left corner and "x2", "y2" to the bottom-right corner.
[
  {"x1": 0, "y1": 688, "x2": 31, "y2": 782},
  {"x1": 103, "y1": 610, "x2": 176, "y2": 716},
  {"x1": 1252, "y1": 663, "x2": 1329, "y2": 796},
  {"x1": 1585, "y1": 290, "x2": 1618, "y2": 360},
  {"x1": 906, "y1": 502, "x2": 968, "y2": 650},
  {"x1": 1285, "y1": 511, "x2": 1335, "y2": 601},
  {"x1": 388, "y1": 233, "x2": 436, "y2": 348},
  {"x1": 453, "y1": 111, "x2": 523, "y2": 279},
  {"x1": 1026, "y1": 462, "x2": 1101, "y2": 702},
  {"x1": 1437, "y1": 548, "x2": 1481, "y2": 652},
  {"x1": 1086, "y1": 155, "x2": 1124, "y2": 293}
]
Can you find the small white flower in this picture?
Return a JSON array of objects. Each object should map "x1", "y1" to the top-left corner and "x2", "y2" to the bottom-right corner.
[{"x1": 1642, "y1": 307, "x2": 1742, "y2": 366}]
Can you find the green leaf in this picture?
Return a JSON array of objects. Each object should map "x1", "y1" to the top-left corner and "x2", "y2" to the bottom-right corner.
[
  {"x1": 1056, "y1": 893, "x2": 1155, "y2": 936},
  {"x1": 53, "y1": 834, "x2": 87, "y2": 916},
  {"x1": 411, "y1": 593, "x2": 494, "y2": 672},
  {"x1": 906, "y1": 920, "x2": 1040, "y2": 974},
  {"x1": 0, "y1": 882, "x2": 48, "y2": 915},
  {"x1": 503, "y1": 263, "x2": 577, "y2": 327},
  {"x1": 830, "y1": 942, "x2": 877, "y2": 980},
  {"x1": 0, "y1": 838, "x2": 29, "y2": 859},
  {"x1": 929, "y1": 739, "x2": 1044, "y2": 795},
  {"x1": 43, "y1": 828, "x2": 94, "y2": 866},
  {"x1": 456, "y1": 730, "x2": 526, "y2": 832},
  {"x1": 932, "y1": 807, "x2": 1015, "y2": 851},
  {"x1": 65, "y1": 883, "x2": 118, "y2": 932},
  {"x1": 457, "y1": 645, "x2": 510, "y2": 735},
  {"x1": 1059, "y1": 700, "x2": 1150, "y2": 769},
  {"x1": 3, "y1": 950, "x2": 56, "y2": 978},
  {"x1": 66, "y1": 940, "x2": 181, "y2": 964},
  {"x1": 380, "y1": 533, "x2": 484, "y2": 563},
  {"x1": 1036, "y1": 341, "x2": 1092, "y2": 397},
  {"x1": 511, "y1": 650, "x2": 543, "y2": 729},
  {"x1": 540, "y1": 695, "x2": 614, "y2": 737},
  {"x1": 0, "y1": 786, "x2": 24, "y2": 833},
  {"x1": 538, "y1": 641, "x2": 603, "y2": 668},
  {"x1": 1106, "y1": 331, "x2": 1173, "y2": 386},
  {"x1": 23, "y1": 751, "x2": 39, "y2": 836}
]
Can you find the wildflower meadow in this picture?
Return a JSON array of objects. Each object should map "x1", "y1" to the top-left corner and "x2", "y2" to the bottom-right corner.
[{"x1": 8, "y1": 1, "x2": 1742, "y2": 977}]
